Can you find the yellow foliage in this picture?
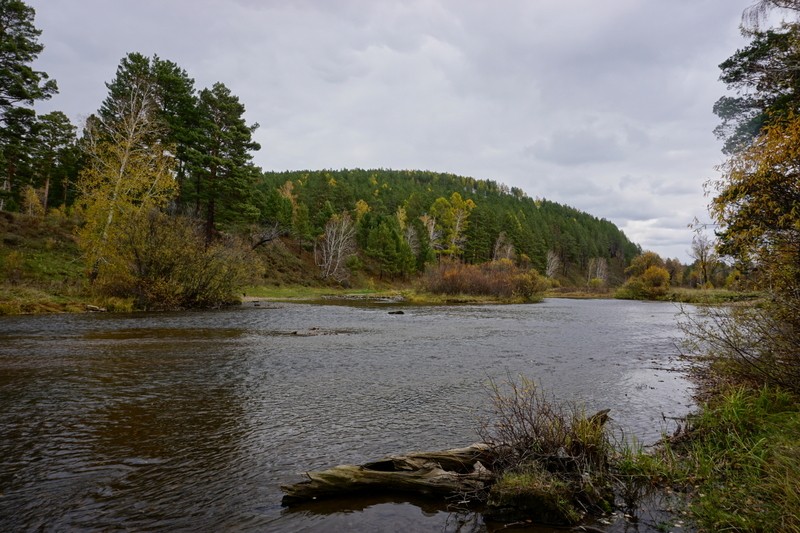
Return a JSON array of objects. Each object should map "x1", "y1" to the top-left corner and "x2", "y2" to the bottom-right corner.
[
  {"x1": 641, "y1": 265, "x2": 670, "y2": 293},
  {"x1": 625, "y1": 251, "x2": 664, "y2": 278},
  {"x1": 354, "y1": 199, "x2": 371, "y2": 221},
  {"x1": 21, "y1": 186, "x2": 45, "y2": 218},
  {"x1": 92, "y1": 210, "x2": 258, "y2": 309},
  {"x1": 1, "y1": 250, "x2": 24, "y2": 283},
  {"x1": 395, "y1": 206, "x2": 407, "y2": 230},
  {"x1": 75, "y1": 83, "x2": 177, "y2": 278},
  {"x1": 712, "y1": 113, "x2": 800, "y2": 296}
]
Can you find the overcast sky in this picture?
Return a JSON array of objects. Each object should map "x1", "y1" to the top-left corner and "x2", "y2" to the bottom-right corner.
[{"x1": 28, "y1": 0, "x2": 757, "y2": 261}]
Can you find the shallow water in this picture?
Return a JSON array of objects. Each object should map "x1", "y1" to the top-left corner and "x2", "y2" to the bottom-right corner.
[{"x1": 0, "y1": 298, "x2": 693, "y2": 531}]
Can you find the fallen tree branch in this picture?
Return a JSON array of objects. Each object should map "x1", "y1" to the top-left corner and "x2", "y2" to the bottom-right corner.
[{"x1": 281, "y1": 443, "x2": 495, "y2": 505}]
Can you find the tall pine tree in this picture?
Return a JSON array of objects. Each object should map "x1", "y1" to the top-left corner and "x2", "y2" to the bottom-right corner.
[
  {"x1": 190, "y1": 82, "x2": 261, "y2": 243},
  {"x1": 0, "y1": 0, "x2": 57, "y2": 210}
]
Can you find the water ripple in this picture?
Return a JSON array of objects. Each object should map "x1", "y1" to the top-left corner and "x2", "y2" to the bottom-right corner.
[{"x1": 0, "y1": 299, "x2": 693, "y2": 532}]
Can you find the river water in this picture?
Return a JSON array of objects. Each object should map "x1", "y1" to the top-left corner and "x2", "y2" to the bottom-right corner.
[{"x1": 0, "y1": 298, "x2": 693, "y2": 532}]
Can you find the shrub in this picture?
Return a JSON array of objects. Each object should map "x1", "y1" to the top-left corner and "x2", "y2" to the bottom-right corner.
[
  {"x1": 681, "y1": 303, "x2": 800, "y2": 394},
  {"x1": 478, "y1": 376, "x2": 615, "y2": 522},
  {"x1": 587, "y1": 277, "x2": 606, "y2": 293},
  {"x1": 422, "y1": 259, "x2": 547, "y2": 301},
  {"x1": 92, "y1": 210, "x2": 260, "y2": 310},
  {"x1": 1, "y1": 250, "x2": 24, "y2": 284},
  {"x1": 616, "y1": 265, "x2": 671, "y2": 300}
]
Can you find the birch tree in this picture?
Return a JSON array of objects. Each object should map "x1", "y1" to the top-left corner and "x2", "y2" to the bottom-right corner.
[
  {"x1": 689, "y1": 232, "x2": 718, "y2": 287},
  {"x1": 76, "y1": 75, "x2": 176, "y2": 280},
  {"x1": 586, "y1": 257, "x2": 608, "y2": 284},
  {"x1": 493, "y1": 231, "x2": 515, "y2": 261},
  {"x1": 546, "y1": 249, "x2": 561, "y2": 278},
  {"x1": 315, "y1": 212, "x2": 356, "y2": 282},
  {"x1": 419, "y1": 213, "x2": 441, "y2": 252},
  {"x1": 429, "y1": 192, "x2": 476, "y2": 257}
]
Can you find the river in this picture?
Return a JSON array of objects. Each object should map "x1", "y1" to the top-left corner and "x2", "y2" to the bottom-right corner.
[{"x1": 0, "y1": 298, "x2": 693, "y2": 532}]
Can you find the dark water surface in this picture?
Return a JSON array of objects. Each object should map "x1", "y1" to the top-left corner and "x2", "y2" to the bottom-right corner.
[{"x1": 0, "y1": 298, "x2": 693, "y2": 532}]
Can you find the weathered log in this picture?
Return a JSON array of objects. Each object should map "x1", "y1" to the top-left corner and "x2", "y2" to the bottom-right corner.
[{"x1": 281, "y1": 443, "x2": 496, "y2": 505}]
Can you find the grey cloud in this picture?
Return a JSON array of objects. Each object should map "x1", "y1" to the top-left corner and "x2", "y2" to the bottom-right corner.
[
  {"x1": 525, "y1": 130, "x2": 625, "y2": 165},
  {"x1": 524, "y1": 124, "x2": 645, "y2": 166}
]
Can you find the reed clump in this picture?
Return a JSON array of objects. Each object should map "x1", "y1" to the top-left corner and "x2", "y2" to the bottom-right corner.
[{"x1": 477, "y1": 376, "x2": 615, "y2": 525}]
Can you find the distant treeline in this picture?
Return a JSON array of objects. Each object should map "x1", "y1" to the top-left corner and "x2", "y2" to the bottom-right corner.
[{"x1": 259, "y1": 168, "x2": 641, "y2": 283}]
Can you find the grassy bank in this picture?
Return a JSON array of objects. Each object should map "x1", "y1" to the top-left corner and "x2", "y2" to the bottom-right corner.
[
  {"x1": 628, "y1": 385, "x2": 800, "y2": 532},
  {"x1": 243, "y1": 284, "x2": 535, "y2": 305},
  {"x1": 664, "y1": 287, "x2": 762, "y2": 305},
  {"x1": 0, "y1": 211, "x2": 92, "y2": 314}
]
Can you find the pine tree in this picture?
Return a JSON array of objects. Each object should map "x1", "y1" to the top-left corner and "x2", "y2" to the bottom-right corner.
[
  {"x1": 190, "y1": 82, "x2": 261, "y2": 243},
  {"x1": 31, "y1": 111, "x2": 77, "y2": 210},
  {"x1": 99, "y1": 53, "x2": 198, "y2": 192},
  {"x1": 0, "y1": 0, "x2": 56, "y2": 123},
  {"x1": 0, "y1": 0, "x2": 57, "y2": 209}
]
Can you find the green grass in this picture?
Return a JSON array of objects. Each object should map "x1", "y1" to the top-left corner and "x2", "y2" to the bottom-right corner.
[
  {"x1": 681, "y1": 387, "x2": 800, "y2": 532},
  {"x1": 0, "y1": 285, "x2": 88, "y2": 314},
  {"x1": 487, "y1": 464, "x2": 583, "y2": 525},
  {"x1": 243, "y1": 284, "x2": 539, "y2": 305},
  {"x1": 624, "y1": 386, "x2": 800, "y2": 532},
  {"x1": 613, "y1": 285, "x2": 762, "y2": 304},
  {"x1": 544, "y1": 289, "x2": 611, "y2": 299},
  {"x1": 545, "y1": 286, "x2": 762, "y2": 303},
  {"x1": 665, "y1": 287, "x2": 763, "y2": 305},
  {"x1": 243, "y1": 285, "x2": 401, "y2": 300},
  {"x1": 0, "y1": 211, "x2": 94, "y2": 314}
]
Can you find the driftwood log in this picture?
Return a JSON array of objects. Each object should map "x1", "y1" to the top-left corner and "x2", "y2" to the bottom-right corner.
[
  {"x1": 282, "y1": 409, "x2": 612, "y2": 514},
  {"x1": 281, "y1": 443, "x2": 496, "y2": 505}
]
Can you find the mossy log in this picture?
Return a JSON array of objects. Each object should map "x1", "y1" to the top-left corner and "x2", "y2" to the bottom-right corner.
[{"x1": 281, "y1": 443, "x2": 496, "y2": 505}]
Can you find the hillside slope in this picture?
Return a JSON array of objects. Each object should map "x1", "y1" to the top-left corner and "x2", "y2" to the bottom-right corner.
[{"x1": 258, "y1": 169, "x2": 640, "y2": 284}]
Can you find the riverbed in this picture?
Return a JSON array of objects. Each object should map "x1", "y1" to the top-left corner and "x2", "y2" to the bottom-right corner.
[{"x1": 0, "y1": 298, "x2": 693, "y2": 531}]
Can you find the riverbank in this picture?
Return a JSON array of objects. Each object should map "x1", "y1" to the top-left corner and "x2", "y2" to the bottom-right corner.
[
  {"x1": 242, "y1": 285, "x2": 761, "y2": 306},
  {"x1": 1, "y1": 211, "x2": 758, "y2": 314},
  {"x1": 242, "y1": 285, "x2": 541, "y2": 306},
  {"x1": 634, "y1": 380, "x2": 800, "y2": 532},
  {"x1": 1, "y1": 281, "x2": 762, "y2": 315}
]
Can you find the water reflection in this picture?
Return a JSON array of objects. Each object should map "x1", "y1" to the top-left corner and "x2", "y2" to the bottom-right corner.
[{"x1": 0, "y1": 299, "x2": 694, "y2": 531}]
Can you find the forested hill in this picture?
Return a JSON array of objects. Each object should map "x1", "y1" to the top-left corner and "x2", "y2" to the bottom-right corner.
[{"x1": 258, "y1": 169, "x2": 641, "y2": 283}]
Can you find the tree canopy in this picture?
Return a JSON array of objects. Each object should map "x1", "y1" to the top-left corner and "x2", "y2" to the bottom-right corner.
[
  {"x1": 714, "y1": 24, "x2": 800, "y2": 153},
  {"x1": 702, "y1": 0, "x2": 800, "y2": 391},
  {"x1": 259, "y1": 168, "x2": 641, "y2": 282},
  {"x1": 190, "y1": 82, "x2": 261, "y2": 242},
  {"x1": 0, "y1": 0, "x2": 63, "y2": 210},
  {"x1": 0, "y1": 0, "x2": 56, "y2": 123}
]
